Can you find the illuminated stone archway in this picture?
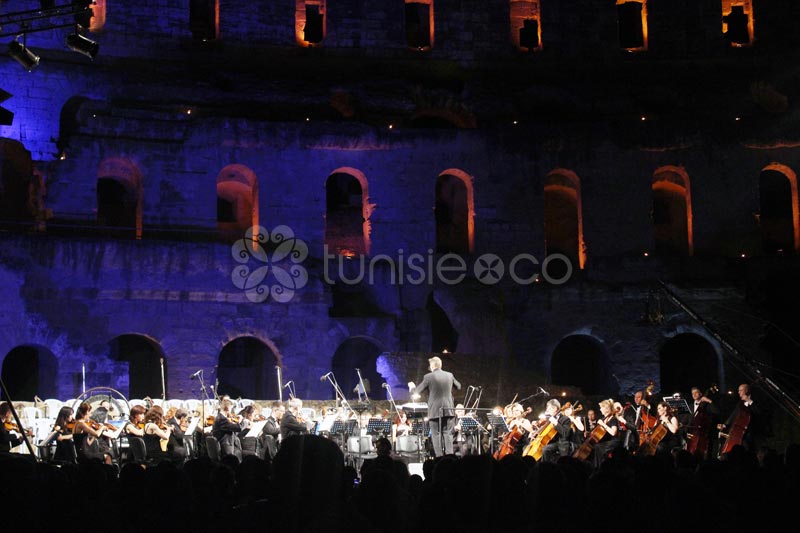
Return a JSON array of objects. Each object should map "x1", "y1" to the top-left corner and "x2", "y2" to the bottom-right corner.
[
  {"x1": 435, "y1": 169, "x2": 474, "y2": 254},
  {"x1": 759, "y1": 163, "x2": 799, "y2": 255},
  {"x1": 325, "y1": 167, "x2": 371, "y2": 256},
  {"x1": 217, "y1": 164, "x2": 259, "y2": 242},
  {"x1": 545, "y1": 168, "x2": 586, "y2": 269},
  {"x1": 652, "y1": 165, "x2": 693, "y2": 256},
  {"x1": 97, "y1": 157, "x2": 143, "y2": 239}
]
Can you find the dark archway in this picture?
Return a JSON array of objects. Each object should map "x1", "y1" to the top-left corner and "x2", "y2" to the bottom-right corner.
[
  {"x1": 427, "y1": 293, "x2": 458, "y2": 353},
  {"x1": 329, "y1": 337, "x2": 384, "y2": 402},
  {"x1": 659, "y1": 333, "x2": 718, "y2": 395},
  {"x1": 0, "y1": 138, "x2": 34, "y2": 226},
  {"x1": 218, "y1": 337, "x2": 279, "y2": 400},
  {"x1": 108, "y1": 335, "x2": 166, "y2": 399},
  {"x1": 0, "y1": 345, "x2": 58, "y2": 401},
  {"x1": 550, "y1": 335, "x2": 614, "y2": 396},
  {"x1": 759, "y1": 166, "x2": 798, "y2": 255},
  {"x1": 325, "y1": 170, "x2": 367, "y2": 256},
  {"x1": 435, "y1": 172, "x2": 473, "y2": 254}
]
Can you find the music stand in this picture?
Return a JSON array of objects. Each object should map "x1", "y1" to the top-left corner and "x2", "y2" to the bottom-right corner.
[
  {"x1": 367, "y1": 418, "x2": 391, "y2": 438},
  {"x1": 663, "y1": 396, "x2": 690, "y2": 415},
  {"x1": 487, "y1": 414, "x2": 508, "y2": 456}
]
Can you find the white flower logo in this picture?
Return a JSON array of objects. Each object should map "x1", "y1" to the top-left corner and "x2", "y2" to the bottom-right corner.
[{"x1": 231, "y1": 225, "x2": 309, "y2": 303}]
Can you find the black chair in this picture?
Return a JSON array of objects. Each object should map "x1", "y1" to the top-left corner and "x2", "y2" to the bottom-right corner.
[
  {"x1": 263, "y1": 434, "x2": 278, "y2": 460},
  {"x1": 205, "y1": 435, "x2": 221, "y2": 462},
  {"x1": 127, "y1": 436, "x2": 148, "y2": 465},
  {"x1": 241, "y1": 436, "x2": 262, "y2": 459}
]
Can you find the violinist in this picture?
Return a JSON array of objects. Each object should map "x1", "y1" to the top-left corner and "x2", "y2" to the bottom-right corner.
[
  {"x1": 213, "y1": 398, "x2": 243, "y2": 460},
  {"x1": 280, "y1": 398, "x2": 309, "y2": 441},
  {"x1": 541, "y1": 399, "x2": 575, "y2": 463},
  {"x1": 591, "y1": 399, "x2": 621, "y2": 468},
  {"x1": 613, "y1": 401, "x2": 635, "y2": 453},
  {"x1": 123, "y1": 405, "x2": 147, "y2": 437},
  {"x1": 564, "y1": 402, "x2": 585, "y2": 453},
  {"x1": 167, "y1": 407, "x2": 189, "y2": 462},
  {"x1": 143, "y1": 406, "x2": 172, "y2": 463},
  {"x1": 0, "y1": 402, "x2": 24, "y2": 453},
  {"x1": 261, "y1": 401, "x2": 283, "y2": 459},
  {"x1": 52, "y1": 406, "x2": 76, "y2": 464},
  {"x1": 73, "y1": 401, "x2": 113, "y2": 465}
]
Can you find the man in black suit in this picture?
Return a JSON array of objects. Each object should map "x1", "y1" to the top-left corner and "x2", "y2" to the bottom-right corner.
[
  {"x1": 262, "y1": 401, "x2": 284, "y2": 458},
  {"x1": 280, "y1": 398, "x2": 309, "y2": 441},
  {"x1": 541, "y1": 399, "x2": 575, "y2": 462},
  {"x1": 0, "y1": 402, "x2": 23, "y2": 453},
  {"x1": 167, "y1": 407, "x2": 189, "y2": 462},
  {"x1": 718, "y1": 383, "x2": 764, "y2": 454},
  {"x1": 213, "y1": 399, "x2": 243, "y2": 460},
  {"x1": 408, "y1": 356, "x2": 461, "y2": 456}
]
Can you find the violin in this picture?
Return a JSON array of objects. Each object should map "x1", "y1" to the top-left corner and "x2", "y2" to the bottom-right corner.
[{"x1": 3, "y1": 421, "x2": 33, "y2": 437}]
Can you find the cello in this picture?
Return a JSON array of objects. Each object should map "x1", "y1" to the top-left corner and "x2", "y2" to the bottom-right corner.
[
  {"x1": 493, "y1": 406, "x2": 531, "y2": 460},
  {"x1": 636, "y1": 423, "x2": 667, "y2": 456},
  {"x1": 523, "y1": 403, "x2": 582, "y2": 461},
  {"x1": 573, "y1": 422, "x2": 606, "y2": 461}
]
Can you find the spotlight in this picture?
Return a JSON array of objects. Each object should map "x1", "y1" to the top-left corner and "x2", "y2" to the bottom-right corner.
[
  {"x1": 66, "y1": 32, "x2": 99, "y2": 59},
  {"x1": 8, "y1": 39, "x2": 40, "y2": 72}
]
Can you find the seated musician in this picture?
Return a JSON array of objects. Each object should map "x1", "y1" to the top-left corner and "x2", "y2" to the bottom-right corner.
[
  {"x1": 506, "y1": 402, "x2": 533, "y2": 453},
  {"x1": 591, "y1": 399, "x2": 621, "y2": 468},
  {"x1": 90, "y1": 405, "x2": 121, "y2": 461},
  {"x1": 73, "y1": 401, "x2": 113, "y2": 465},
  {"x1": 541, "y1": 399, "x2": 575, "y2": 463},
  {"x1": 143, "y1": 406, "x2": 173, "y2": 463},
  {"x1": 391, "y1": 409, "x2": 412, "y2": 446},
  {"x1": 613, "y1": 401, "x2": 634, "y2": 453},
  {"x1": 655, "y1": 401, "x2": 681, "y2": 456},
  {"x1": 52, "y1": 406, "x2": 76, "y2": 464},
  {"x1": 167, "y1": 407, "x2": 190, "y2": 462},
  {"x1": 213, "y1": 398, "x2": 243, "y2": 460},
  {"x1": 280, "y1": 398, "x2": 309, "y2": 441},
  {"x1": 564, "y1": 403, "x2": 585, "y2": 453},
  {"x1": 0, "y1": 402, "x2": 25, "y2": 454},
  {"x1": 123, "y1": 404, "x2": 147, "y2": 439},
  {"x1": 261, "y1": 401, "x2": 283, "y2": 459}
]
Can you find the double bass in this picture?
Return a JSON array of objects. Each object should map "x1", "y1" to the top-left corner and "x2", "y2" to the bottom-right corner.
[
  {"x1": 718, "y1": 405, "x2": 751, "y2": 457},
  {"x1": 685, "y1": 384, "x2": 719, "y2": 459}
]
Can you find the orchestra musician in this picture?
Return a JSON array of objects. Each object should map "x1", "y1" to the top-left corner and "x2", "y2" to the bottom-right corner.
[
  {"x1": 391, "y1": 408, "x2": 412, "y2": 448},
  {"x1": 654, "y1": 401, "x2": 681, "y2": 456},
  {"x1": 717, "y1": 383, "x2": 762, "y2": 453},
  {"x1": 72, "y1": 401, "x2": 113, "y2": 465},
  {"x1": 613, "y1": 401, "x2": 634, "y2": 453},
  {"x1": 0, "y1": 402, "x2": 26, "y2": 454},
  {"x1": 262, "y1": 401, "x2": 284, "y2": 459},
  {"x1": 280, "y1": 398, "x2": 309, "y2": 441},
  {"x1": 123, "y1": 405, "x2": 147, "y2": 437},
  {"x1": 564, "y1": 402, "x2": 585, "y2": 453},
  {"x1": 687, "y1": 386, "x2": 719, "y2": 459},
  {"x1": 584, "y1": 409, "x2": 598, "y2": 440},
  {"x1": 506, "y1": 402, "x2": 534, "y2": 455},
  {"x1": 591, "y1": 399, "x2": 621, "y2": 468},
  {"x1": 167, "y1": 407, "x2": 190, "y2": 462},
  {"x1": 213, "y1": 398, "x2": 243, "y2": 461},
  {"x1": 541, "y1": 399, "x2": 575, "y2": 463},
  {"x1": 143, "y1": 406, "x2": 173, "y2": 463},
  {"x1": 52, "y1": 406, "x2": 76, "y2": 464}
]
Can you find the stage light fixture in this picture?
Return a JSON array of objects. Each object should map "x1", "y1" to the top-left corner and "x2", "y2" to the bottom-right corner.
[
  {"x1": 66, "y1": 31, "x2": 98, "y2": 59},
  {"x1": 7, "y1": 38, "x2": 40, "y2": 71}
]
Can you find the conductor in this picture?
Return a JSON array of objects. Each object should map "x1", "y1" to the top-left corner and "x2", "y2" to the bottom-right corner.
[{"x1": 408, "y1": 356, "x2": 461, "y2": 457}]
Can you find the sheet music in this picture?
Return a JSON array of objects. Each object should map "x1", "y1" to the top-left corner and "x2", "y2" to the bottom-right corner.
[
  {"x1": 184, "y1": 416, "x2": 200, "y2": 435},
  {"x1": 318, "y1": 415, "x2": 337, "y2": 433},
  {"x1": 246, "y1": 420, "x2": 267, "y2": 438}
]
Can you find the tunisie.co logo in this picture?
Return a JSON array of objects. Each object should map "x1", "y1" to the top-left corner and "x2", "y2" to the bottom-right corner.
[{"x1": 231, "y1": 225, "x2": 309, "y2": 303}]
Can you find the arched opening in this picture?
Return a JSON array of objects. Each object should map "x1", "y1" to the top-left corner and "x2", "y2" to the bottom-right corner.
[
  {"x1": 217, "y1": 164, "x2": 259, "y2": 243},
  {"x1": 510, "y1": 0, "x2": 541, "y2": 51},
  {"x1": 97, "y1": 158, "x2": 142, "y2": 239},
  {"x1": 759, "y1": 164, "x2": 799, "y2": 255},
  {"x1": 722, "y1": 1, "x2": 754, "y2": 47},
  {"x1": 435, "y1": 169, "x2": 474, "y2": 254},
  {"x1": 325, "y1": 168, "x2": 370, "y2": 256},
  {"x1": 551, "y1": 335, "x2": 614, "y2": 396},
  {"x1": 427, "y1": 292, "x2": 458, "y2": 353},
  {"x1": 0, "y1": 138, "x2": 34, "y2": 228},
  {"x1": 617, "y1": 0, "x2": 648, "y2": 51},
  {"x1": 544, "y1": 169, "x2": 585, "y2": 270},
  {"x1": 0, "y1": 345, "x2": 58, "y2": 401},
  {"x1": 659, "y1": 333, "x2": 719, "y2": 395},
  {"x1": 652, "y1": 166, "x2": 693, "y2": 257},
  {"x1": 218, "y1": 337, "x2": 279, "y2": 400},
  {"x1": 329, "y1": 337, "x2": 384, "y2": 402},
  {"x1": 405, "y1": 0, "x2": 434, "y2": 50},
  {"x1": 108, "y1": 334, "x2": 166, "y2": 399},
  {"x1": 295, "y1": 0, "x2": 326, "y2": 46}
]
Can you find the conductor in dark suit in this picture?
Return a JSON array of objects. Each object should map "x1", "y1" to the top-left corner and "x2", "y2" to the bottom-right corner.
[{"x1": 408, "y1": 356, "x2": 461, "y2": 456}]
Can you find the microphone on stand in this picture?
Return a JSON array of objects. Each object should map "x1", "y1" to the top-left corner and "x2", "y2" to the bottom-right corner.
[
  {"x1": 381, "y1": 383, "x2": 390, "y2": 389},
  {"x1": 319, "y1": 372, "x2": 332, "y2": 381},
  {"x1": 539, "y1": 386, "x2": 549, "y2": 395},
  {"x1": 190, "y1": 370, "x2": 202, "y2": 380},
  {"x1": 283, "y1": 380, "x2": 293, "y2": 388}
]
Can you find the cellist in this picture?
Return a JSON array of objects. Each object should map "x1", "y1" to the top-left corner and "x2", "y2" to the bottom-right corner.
[
  {"x1": 717, "y1": 383, "x2": 762, "y2": 453},
  {"x1": 591, "y1": 399, "x2": 621, "y2": 468},
  {"x1": 540, "y1": 399, "x2": 575, "y2": 463}
]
